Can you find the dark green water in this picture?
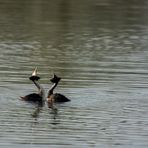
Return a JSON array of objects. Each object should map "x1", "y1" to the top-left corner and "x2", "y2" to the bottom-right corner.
[{"x1": 0, "y1": 0, "x2": 148, "y2": 147}]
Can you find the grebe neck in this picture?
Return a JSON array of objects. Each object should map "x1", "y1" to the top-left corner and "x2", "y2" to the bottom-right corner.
[
  {"x1": 48, "y1": 82, "x2": 58, "y2": 97},
  {"x1": 32, "y1": 80, "x2": 44, "y2": 97}
]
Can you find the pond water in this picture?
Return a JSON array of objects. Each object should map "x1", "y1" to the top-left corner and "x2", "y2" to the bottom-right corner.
[{"x1": 0, "y1": 0, "x2": 148, "y2": 147}]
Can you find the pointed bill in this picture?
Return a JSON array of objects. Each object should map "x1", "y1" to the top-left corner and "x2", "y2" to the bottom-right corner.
[{"x1": 32, "y1": 67, "x2": 37, "y2": 76}]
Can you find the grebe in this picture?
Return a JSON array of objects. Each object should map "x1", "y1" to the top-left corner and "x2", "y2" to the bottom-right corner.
[
  {"x1": 20, "y1": 68, "x2": 44, "y2": 105},
  {"x1": 47, "y1": 74, "x2": 70, "y2": 105}
]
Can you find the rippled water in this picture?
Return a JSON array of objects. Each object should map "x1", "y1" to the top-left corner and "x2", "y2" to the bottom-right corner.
[{"x1": 0, "y1": 0, "x2": 148, "y2": 147}]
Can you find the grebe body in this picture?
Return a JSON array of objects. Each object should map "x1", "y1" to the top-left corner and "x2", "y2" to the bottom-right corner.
[
  {"x1": 20, "y1": 93, "x2": 42, "y2": 103},
  {"x1": 48, "y1": 93, "x2": 70, "y2": 103}
]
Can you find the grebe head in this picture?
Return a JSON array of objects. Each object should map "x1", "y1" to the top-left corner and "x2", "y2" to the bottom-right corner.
[
  {"x1": 50, "y1": 73, "x2": 61, "y2": 83},
  {"x1": 29, "y1": 67, "x2": 40, "y2": 81}
]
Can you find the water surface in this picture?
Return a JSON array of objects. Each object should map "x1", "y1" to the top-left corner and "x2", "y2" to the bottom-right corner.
[{"x1": 0, "y1": 0, "x2": 148, "y2": 147}]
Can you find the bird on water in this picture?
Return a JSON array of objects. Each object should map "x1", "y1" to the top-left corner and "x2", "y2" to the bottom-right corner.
[
  {"x1": 20, "y1": 68, "x2": 44, "y2": 105},
  {"x1": 47, "y1": 73, "x2": 70, "y2": 106}
]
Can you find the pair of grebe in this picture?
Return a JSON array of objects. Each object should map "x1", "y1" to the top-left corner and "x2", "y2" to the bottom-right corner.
[{"x1": 20, "y1": 68, "x2": 70, "y2": 106}]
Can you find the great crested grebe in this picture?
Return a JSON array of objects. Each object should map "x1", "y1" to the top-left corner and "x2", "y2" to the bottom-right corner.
[
  {"x1": 20, "y1": 68, "x2": 44, "y2": 104},
  {"x1": 47, "y1": 74, "x2": 70, "y2": 105}
]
